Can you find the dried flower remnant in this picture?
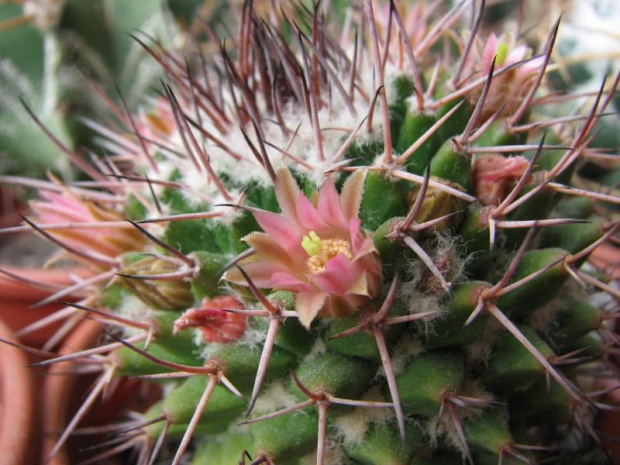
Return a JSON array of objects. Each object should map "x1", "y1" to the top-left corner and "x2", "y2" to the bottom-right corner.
[
  {"x1": 474, "y1": 155, "x2": 530, "y2": 206},
  {"x1": 173, "y1": 296, "x2": 247, "y2": 344},
  {"x1": 224, "y1": 168, "x2": 382, "y2": 328}
]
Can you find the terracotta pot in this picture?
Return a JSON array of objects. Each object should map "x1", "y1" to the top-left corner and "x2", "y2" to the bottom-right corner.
[
  {"x1": 595, "y1": 378, "x2": 620, "y2": 461},
  {"x1": 40, "y1": 319, "x2": 162, "y2": 465},
  {"x1": 0, "y1": 186, "x2": 24, "y2": 229},
  {"x1": 0, "y1": 267, "x2": 85, "y2": 348},
  {"x1": 41, "y1": 319, "x2": 104, "y2": 465},
  {"x1": 0, "y1": 316, "x2": 35, "y2": 465},
  {"x1": 589, "y1": 244, "x2": 620, "y2": 281},
  {"x1": 592, "y1": 243, "x2": 620, "y2": 460}
]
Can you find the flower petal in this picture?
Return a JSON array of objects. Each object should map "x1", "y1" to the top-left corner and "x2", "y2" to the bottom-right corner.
[
  {"x1": 351, "y1": 235, "x2": 377, "y2": 259},
  {"x1": 222, "y1": 261, "x2": 285, "y2": 288},
  {"x1": 347, "y1": 272, "x2": 369, "y2": 296},
  {"x1": 245, "y1": 232, "x2": 303, "y2": 270},
  {"x1": 482, "y1": 33, "x2": 499, "y2": 71},
  {"x1": 296, "y1": 291, "x2": 328, "y2": 329},
  {"x1": 252, "y1": 210, "x2": 302, "y2": 251},
  {"x1": 275, "y1": 167, "x2": 302, "y2": 225},
  {"x1": 340, "y1": 169, "x2": 367, "y2": 222},
  {"x1": 507, "y1": 45, "x2": 527, "y2": 65},
  {"x1": 349, "y1": 218, "x2": 363, "y2": 252},
  {"x1": 311, "y1": 254, "x2": 356, "y2": 295},
  {"x1": 271, "y1": 272, "x2": 314, "y2": 293},
  {"x1": 317, "y1": 178, "x2": 348, "y2": 231},
  {"x1": 296, "y1": 194, "x2": 329, "y2": 231}
]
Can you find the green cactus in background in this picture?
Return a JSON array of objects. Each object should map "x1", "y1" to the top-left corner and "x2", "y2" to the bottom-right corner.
[
  {"x1": 2, "y1": 1, "x2": 620, "y2": 463},
  {"x1": 0, "y1": 0, "x2": 228, "y2": 179}
]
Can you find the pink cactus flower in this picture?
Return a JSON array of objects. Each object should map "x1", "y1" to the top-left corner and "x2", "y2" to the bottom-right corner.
[
  {"x1": 224, "y1": 168, "x2": 382, "y2": 328},
  {"x1": 375, "y1": 3, "x2": 426, "y2": 50},
  {"x1": 466, "y1": 33, "x2": 545, "y2": 120},
  {"x1": 29, "y1": 190, "x2": 144, "y2": 266},
  {"x1": 141, "y1": 97, "x2": 176, "y2": 139},
  {"x1": 173, "y1": 296, "x2": 247, "y2": 344},
  {"x1": 474, "y1": 155, "x2": 531, "y2": 206}
]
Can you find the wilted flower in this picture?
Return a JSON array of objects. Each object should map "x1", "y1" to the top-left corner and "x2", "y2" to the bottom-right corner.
[
  {"x1": 29, "y1": 190, "x2": 145, "y2": 266},
  {"x1": 224, "y1": 168, "x2": 382, "y2": 328},
  {"x1": 173, "y1": 296, "x2": 247, "y2": 344},
  {"x1": 473, "y1": 155, "x2": 530, "y2": 206}
]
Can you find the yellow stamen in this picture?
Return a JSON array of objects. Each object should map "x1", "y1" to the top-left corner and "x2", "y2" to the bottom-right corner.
[
  {"x1": 496, "y1": 42, "x2": 508, "y2": 67},
  {"x1": 302, "y1": 231, "x2": 322, "y2": 256},
  {"x1": 306, "y1": 237, "x2": 352, "y2": 273}
]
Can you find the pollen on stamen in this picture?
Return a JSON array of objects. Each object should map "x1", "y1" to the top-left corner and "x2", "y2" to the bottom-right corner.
[{"x1": 306, "y1": 237, "x2": 353, "y2": 274}]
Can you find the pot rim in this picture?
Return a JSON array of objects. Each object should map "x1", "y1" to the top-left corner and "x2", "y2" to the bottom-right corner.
[{"x1": 0, "y1": 316, "x2": 34, "y2": 465}]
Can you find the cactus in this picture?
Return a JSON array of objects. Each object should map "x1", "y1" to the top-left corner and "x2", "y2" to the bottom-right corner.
[{"x1": 2, "y1": 1, "x2": 620, "y2": 464}]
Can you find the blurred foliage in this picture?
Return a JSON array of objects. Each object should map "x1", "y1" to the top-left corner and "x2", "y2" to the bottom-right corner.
[{"x1": 0, "y1": 0, "x2": 226, "y2": 178}]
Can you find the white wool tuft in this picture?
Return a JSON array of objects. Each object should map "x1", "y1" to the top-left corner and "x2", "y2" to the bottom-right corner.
[
  {"x1": 377, "y1": 334, "x2": 424, "y2": 378},
  {"x1": 298, "y1": 442, "x2": 347, "y2": 465},
  {"x1": 197, "y1": 317, "x2": 268, "y2": 360},
  {"x1": 465, "y1": 318, "x2": 501, "y2": 364},
  {"x1": 332, "y1": 410, "x2": 370, "y2": 447},
  {"x1": 332, "y1": 386, "x2": 392, "y2": 446},
  {"x1": 117, "y1": 294, "x2": 154, "y2": 339},
  {"x1": 210, "y1": 192, "x2": 245, "y2": 226},
  {"x1": 253, "y1": 381, "x2": 299, "y2": 415},
  {"x1": 302, "y1": 338, "x2": 328, "y2": 363}
]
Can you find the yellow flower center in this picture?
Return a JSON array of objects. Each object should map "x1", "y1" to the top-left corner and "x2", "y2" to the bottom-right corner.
[
  {"x1": 496, "y1": 42, "x2": 508, "y2": 67},
  {"x1": 302, "y1": 231, "x2": 352, "y2": 273}
]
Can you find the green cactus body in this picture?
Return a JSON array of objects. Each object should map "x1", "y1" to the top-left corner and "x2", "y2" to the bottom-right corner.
[
  {"x1": 396, "y1": 351, "x2": 465, "y2": 417},
  {"x1": 481, "y1": 325, "x2": 556, "y2": 394}
]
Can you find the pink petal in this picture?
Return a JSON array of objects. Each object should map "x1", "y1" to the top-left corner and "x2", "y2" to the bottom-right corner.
[
  {"x1": 346, "y1": 272, "x2": 370, "y2": 297},
  {"x1": 482, "y1": 33, "x2": 499, "y2": 72},
  {"x1": 223, "y1": 261, "x2": 286, "y2": 288},
  {"x1": 339, "y1": 170, "x2": 366, "y2": 222},
  {"x1": 351, "y1": 236, "x2": 376, "y2": 259},
  {"x1": 349, "y1": 218, "x2": 363, "y2": 252},
  {"x1": 519, "y1": 56, "x2": 545, "y2": 75},
  {"x1": 296, "y1": 291, "x2": 328, "y2": 329},
  {"x1": 31, "y1": 200, "x2": 91, "y2": 223},
  {"x1": 507, "y1": 45, "x2": 527, "y2": 65},
  {"x1": 275, "y1": 167, "x2": 302, "y2": 224},
  {"x1": 252, "y1": 210, "x2": 302, "y2": 251},
  {"x1": 317, "y1": 178, "x2": 348, "y2": 231},
  {"x1": 311, "y1": 254, "x2": 356, "y2": 295},
  {"x1": 245, "y1": 233, "x2": 304, "y2": 270},
  {"x1": 271, "y1": 272, "x2": 314, "y2": 293},
  {"x1": 41, "y1": 192, "x2": 90, "y2": 215},
  {"x1": 296, "y1": 194, "x2": 328, "y2": 231}
]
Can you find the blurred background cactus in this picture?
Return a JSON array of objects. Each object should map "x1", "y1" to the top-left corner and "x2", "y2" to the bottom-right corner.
[{"x1": 0, "y1": 1, "x2": 619, "y2": 464}]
